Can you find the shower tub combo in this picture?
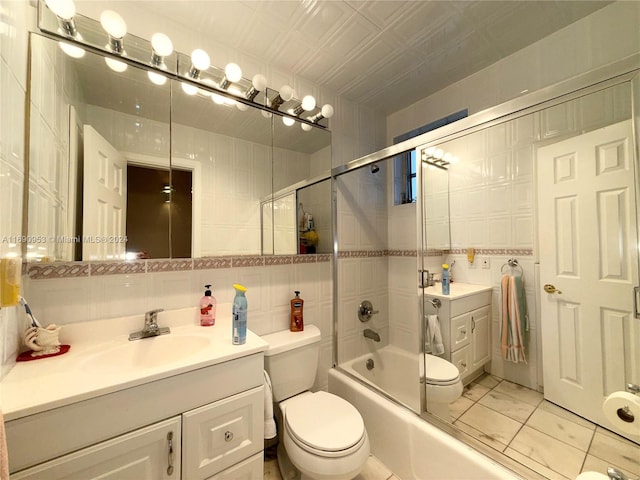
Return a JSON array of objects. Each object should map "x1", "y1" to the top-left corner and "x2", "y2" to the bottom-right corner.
[{"x1": 330, "y1": 346, "x2": 521, "y2": 480}]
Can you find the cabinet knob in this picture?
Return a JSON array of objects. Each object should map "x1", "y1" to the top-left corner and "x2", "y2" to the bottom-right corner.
[
  {"x1": 460, "y1": 361, "x2": 467, "y2": 368},
  {"x1": 224, "y1": 430, "x2": 234, "y2": 442}
]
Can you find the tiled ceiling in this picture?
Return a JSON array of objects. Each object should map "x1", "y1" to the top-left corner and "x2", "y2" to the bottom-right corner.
[{"x1": 138, "y1": 0, "x2": 611, "y2": 115}]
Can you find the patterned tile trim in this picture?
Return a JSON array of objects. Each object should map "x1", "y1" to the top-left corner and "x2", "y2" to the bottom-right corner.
[
  {"x1": 446, "y1": 248, "x2": 534, "y2": 256},
  {"x1": 232, "y1": 256, "x2": 264, "y2": 268},
  {"x1": 193, "y1": 257, "x2": 232, "y2": 270},
  {"x1": 292, "y1": 255, "x2": 316, "y2": 264},
  {"x1": 27, "y1": 263, "x2": 90, "y2": 279},
  {"x1": 90, "y1": 261, "x2": 146, "y2": 276},
  {"x1": 146, "y1": 259, "x2": 194, "y2": 272},
  {"x1": 265, "y1": 256, "x2": 293, "y2": 266}
]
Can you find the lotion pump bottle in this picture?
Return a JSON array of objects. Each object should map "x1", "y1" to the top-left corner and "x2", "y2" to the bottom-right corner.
[
  {"x1": 232, "y1": 284, "x2": 247, "y2": 345},
  {"x1": 290, "y1": 291, "x2": 304, "y2": 332},
  {"x1": 200, "y1": 284, "x2": 216, "y2": 326},
  {"x1": 442, "y1": 264, "x2": 451, "y2": 295}
]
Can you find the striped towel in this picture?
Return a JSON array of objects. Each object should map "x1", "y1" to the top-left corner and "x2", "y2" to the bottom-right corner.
[{"x1": 500, "y1": 274, "x2": 529, "y2": 363}]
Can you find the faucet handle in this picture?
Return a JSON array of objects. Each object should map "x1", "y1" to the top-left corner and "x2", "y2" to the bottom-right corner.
[{"x1": 145, "y1": 308, "x2": 164, "y2": 322}]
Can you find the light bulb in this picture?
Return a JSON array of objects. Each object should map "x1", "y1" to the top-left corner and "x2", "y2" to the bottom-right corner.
[
  {"x1": 301, "y1": 95, "x2": 316, "y2": 111},
  {"x1": 279, "y1": 85, "x2": 294, "y2": 102},
  {"x1": 181, "y1": 82, "x2": 198, "y2": 96},
  {"x1": 224, "y1": 63, "x2": 242, "y2": 83},
  {"x1": 100, "y1": 10, "x2": 127, "y2": 39},
  {"x1": 147, "y1": 71, "x2": 167, "y2": 86},
  {"x1": 59, "y1": 40, "x2": 84, "y2": 58},
  {"x1": 434, "y1": 149, "x2": 444, "y2": 159},
  {"x1": 252, "y1": 74, "x2": 267, "y2": 91},
  {"x1": 105, "y1": 57, "x2": 127, "y2": 73},
  {"x1": 282, "y1": 116, "x2": 295, "y2": 127},
  {"x1": 321, "y1": 104, "x2": 334, "y2": 118},
  {"x1": 426, "y1": 146, "x2": 436, "y2": 156},
  {"x1": 301, "y1": 123, "x2": 312, "y2": 132},
  {"x1": 151, "y1": 32, "x2": 173, "y2": 57},
  {"x1": 191, "y1": 49, "x2": 210, "y2": 71},
  {"x1": 45, "y1": 0, "x2": 75, "y2": 20}
]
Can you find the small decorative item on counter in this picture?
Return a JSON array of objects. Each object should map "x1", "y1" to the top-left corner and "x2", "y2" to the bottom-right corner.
[
  {"x1": 199, "y1": 284, "x2": 216, "y2": 326},
  {"x1": 23, "y1": 325, "x2": 62, "y2": 356},
  {"x1": 290, "y1": 291, "x2": 304, "y2": 332},
  {"x1": 232, "y1": 284, "x2": 247, "y2": 345},
  {"x1": 442, "y1": 263, "x2": 450, "y2": 295}
]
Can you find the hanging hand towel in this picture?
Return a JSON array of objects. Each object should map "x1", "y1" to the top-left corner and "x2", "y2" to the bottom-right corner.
[
  {"x1": 426, "y1": 314, "x2": 445, "y2": 355},
  {"x1": 263, "y1": 370, "x2": 277, "y2": 440},
  {"x1": 500, "y1": 274, "x2": 528, "y2": 363}
]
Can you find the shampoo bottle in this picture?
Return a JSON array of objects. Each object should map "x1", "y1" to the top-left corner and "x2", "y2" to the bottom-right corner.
[
  {"x1": 232, "y1": 284, "x2": 247, "y2": 345},
  {"x1": 200, "y1": 284, "x2": 216, "y2": 326},
  {"x1": 442, "y1": 264, "x2": 450, "y2": 295},
  {"x1": 290, "y1": 291, "x2": 304, "y2": 332}
]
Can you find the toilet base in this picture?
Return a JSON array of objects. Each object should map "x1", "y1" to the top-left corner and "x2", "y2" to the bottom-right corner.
[{"x1": 277, "y1": 442, "x2": 301, "y2": 480}]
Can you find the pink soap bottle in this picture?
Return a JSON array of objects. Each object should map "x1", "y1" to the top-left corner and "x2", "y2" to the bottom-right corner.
[{"x1": 200, "y1": 284, "x2": 216, "y2": 326}]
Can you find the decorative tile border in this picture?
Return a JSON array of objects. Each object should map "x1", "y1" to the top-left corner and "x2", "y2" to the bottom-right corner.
[
  {"x1": 446, "y1": 248, "x2": 534, "y2": 256},
  {"x1": 26, "y1": 253, "x2": 331, "y2": 279}
]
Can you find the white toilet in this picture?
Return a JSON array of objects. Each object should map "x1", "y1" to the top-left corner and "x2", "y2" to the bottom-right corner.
[
  {"x1": 423, "y1": 353, "x2": 463, "y2": 421},
  {"x1": 263, "y1": 325, "x2": 370, "y2": 480}
]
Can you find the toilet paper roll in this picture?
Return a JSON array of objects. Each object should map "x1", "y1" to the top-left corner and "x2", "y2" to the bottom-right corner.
[{"x1": 602, "y1": 391, "x2": 640, "y2": 436}]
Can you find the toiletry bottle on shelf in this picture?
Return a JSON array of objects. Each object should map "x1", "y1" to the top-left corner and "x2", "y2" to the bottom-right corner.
[
  {"x1": 232, "y1": 284, "x2": 247, "y2": 345},
  {"x1": 290, "y1": 291, "x2": 304, "y2": 332},
  {"x1": 200, "y1": 284, "x2": 216, "y2": 326},
  {"x1": 442, "y1": 264, "x2": 450, "y2": 295}
]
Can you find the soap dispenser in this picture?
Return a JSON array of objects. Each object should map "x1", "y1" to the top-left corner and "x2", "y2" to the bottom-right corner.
[
  {"x1": 200, "y1": 284, "x2": 216, "y2": 326},
  {"x1": 290, "y1": 291, "x2": 304, "y2": 332}
]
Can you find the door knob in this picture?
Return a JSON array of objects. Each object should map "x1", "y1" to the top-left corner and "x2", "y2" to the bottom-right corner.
[{"x1": 543, "y1": 284, "x2": 562, "y2": 294}]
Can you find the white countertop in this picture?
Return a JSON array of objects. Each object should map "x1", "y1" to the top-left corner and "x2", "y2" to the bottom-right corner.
[
  {"x1": 1, "y1": 305, "x2": 268, "y2": 421},
  {"x1": 422, "y1": 282, "x2": 492, "y2": 300}
]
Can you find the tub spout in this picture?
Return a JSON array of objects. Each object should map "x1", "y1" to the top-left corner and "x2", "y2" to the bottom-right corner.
[{"x1": 363, "y1": 328, "x2": 381, "y2": 342}]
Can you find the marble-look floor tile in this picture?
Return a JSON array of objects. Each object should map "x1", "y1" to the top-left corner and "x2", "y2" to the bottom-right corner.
[
  {"x1": 493, "y1": 380, "x2": 544, "y2": 406},
  {"x1": 588, "y1": 428, "x2": 640, "y2": 476},
  {"x1": 462, "y1": 382, "x2": 491, "y2": 402},
  {"x1": 504, "y1": 447, "x2": 572, "y2": 480},
  {"x1": 454, "y1": 418, "x2": 508, "y2": 452},
  {"x1": 457, "y1": 403, "x2": 523, "y2": 445},
  {"x1": 478, "y1": 389, "x2": 537, "y2": 423},
  {"x1": 525, "y1": 407, "x2": 594, "y2": 451},
  {"x1": 509, "y1": 425, "x2": 586, "y2": 479},
  {"x1": 537, "y1": 400, "x2": 596, "y2": 430},
  {"x1": 264, "y1": 457, "x2": 283, "y2": 480},
  {"x1": 474, "y1": 372, "x2": 502, "y2": 389},
  {"x1": 355, "y1": 455, "x2": 394, "y2": 480},
  {"x1": 582, "y1": 453, "x2": 637, "y2": 480},
  {"x1": 449, "y1": 395, "x2": 474, "y2": 420}
]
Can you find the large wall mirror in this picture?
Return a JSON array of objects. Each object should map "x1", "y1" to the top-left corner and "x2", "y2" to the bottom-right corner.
[{"x1": 26, "y1": 33, "x2": 332, "y2": 262}]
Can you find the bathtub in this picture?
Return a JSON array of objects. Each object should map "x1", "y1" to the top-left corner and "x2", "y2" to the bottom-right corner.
[{"x1": 330, "y1": 350, "x2": 523, "y2": 480}]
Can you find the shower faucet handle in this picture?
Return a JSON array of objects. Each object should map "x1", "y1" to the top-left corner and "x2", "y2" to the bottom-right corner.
[{"x1": 358, "y1": 300, "x2": 379, "y2": 322}]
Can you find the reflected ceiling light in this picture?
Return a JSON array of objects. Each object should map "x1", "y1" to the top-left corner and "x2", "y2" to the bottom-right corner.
[
  {"x1": 150, "y1": 32, "x2": 173, "y2": 67},
  {"x1": 181, "y1": 82, "x2": 198, "y2": 96},
  {"x1": 104, "y1": 56, "x2": 127, "y2": 73},
  {"x1": 147, "y1": 71, "x2": 167, "y2": 86},
  {"x1": 246, "y1": 74, "x2": 267, "y2": 101},
  {"x1": 282, "y1": 116, "x2": 295, "y2": 127},
  {"x1": 236, "y1": 102, "x2": 248, "y2": 112},
  {"x1": 100, "y1": 10, "x2": 127, "y2": 54},
  {"x1": 211, "y1": 93, "x2": 226, "y2": 105},
  {"x1": 45, "y1": 0, "x2": 77, "y2": 36},
  {"x1": 219, "y1": 62, "x2": 242, "y2": 90},
  {"x1": 189, "y1": 49, "x2": 210, "y2": 79},
  {"x1": 59, "y1": 39, "x2": 85, "y2": 58},
  {"x1": 421, "y1": 148, "x2": 452, "y2": 169},
  {"x1": 270, "y1": 85, "x2": 294, "y2": 110},
  {"x1": 261, "y1": 110, "x2": 273, "y2": 119},
  {"x1": 311, "y1": 104, "x2": 334, "y2": 123},
  {"x1": 301, "y1": 123, "x2": 312, "y2": 132},
  {"x1": 292, "y1": 94, "x2": 316, "y2": 116}
]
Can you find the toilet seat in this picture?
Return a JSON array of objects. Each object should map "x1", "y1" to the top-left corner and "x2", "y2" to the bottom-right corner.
[
  {"x1": 424, "y1": 354, "x2": 461, "y2": 386},
  {"x1": 284, "y1": 391, "x2": 366, "y2": 457}
]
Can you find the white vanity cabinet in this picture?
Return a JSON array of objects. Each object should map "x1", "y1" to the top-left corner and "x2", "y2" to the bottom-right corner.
[
  {"x1": 7, "y1": 353, "x2": 265, "y2": 480},
  {"x1": 425, "y1": 284, "x2": 492, "y2": 384}
]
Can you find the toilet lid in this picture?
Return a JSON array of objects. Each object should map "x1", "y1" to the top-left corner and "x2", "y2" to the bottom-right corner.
[
  {"x1": 285, "y1": 391, "x2": 365, "y2": 452},
  {"x1": 425, "y1": 354, "x2": 460, "y2": 384}
]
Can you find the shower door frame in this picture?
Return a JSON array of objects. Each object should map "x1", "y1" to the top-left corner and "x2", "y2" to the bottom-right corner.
[{"x1": 331, "y1": 55, "x2": 640, "y2": 476}]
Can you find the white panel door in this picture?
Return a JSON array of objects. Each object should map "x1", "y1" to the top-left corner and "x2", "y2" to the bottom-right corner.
[
  {"x1": 83, "y1": 125, "x2": 127, "y2": 260},
  {"x1": 537, "y1": 119, "x2": 639, "y2": 441},
  {"x1": 12, "y1": 417, "x2": 180, "y2": 480}
]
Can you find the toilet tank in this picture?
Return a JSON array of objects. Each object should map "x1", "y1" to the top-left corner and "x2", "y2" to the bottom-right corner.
[{"x1": 262, "y1": 325, "x2": 321, "y2": 402}]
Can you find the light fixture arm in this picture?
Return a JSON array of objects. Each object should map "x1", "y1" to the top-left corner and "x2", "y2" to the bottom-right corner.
[
  {"x1": 58, "y1": 17, "x2": 77, "y2": 36},
  {"x1": 108, "y1": 36, "x2": 124, "y2": 54}
]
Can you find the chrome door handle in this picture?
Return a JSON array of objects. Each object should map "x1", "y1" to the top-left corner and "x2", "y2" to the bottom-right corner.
[
  {"x1": 166, "y1": 431, "x2": 174, "y2": 475},
  {"x1": 634, "y1": 286, "x2": 639, "y2": 319}
]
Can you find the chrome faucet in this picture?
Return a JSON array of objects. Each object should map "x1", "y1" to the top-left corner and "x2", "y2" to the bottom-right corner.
[
  {"x1": 129, "y1": 309, "x2": 170, "y2": 341},
  {"x1": 363, "y1": 328, "x2": 381, "y2": 342}
]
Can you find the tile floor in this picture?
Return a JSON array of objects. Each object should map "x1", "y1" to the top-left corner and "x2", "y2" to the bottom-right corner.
[
  {"x1": 451, "y1": 374, "x2": 640, "y2": 480},
  {"x1": 263, "y1": 374, "x2": 640, "y2": 480}
]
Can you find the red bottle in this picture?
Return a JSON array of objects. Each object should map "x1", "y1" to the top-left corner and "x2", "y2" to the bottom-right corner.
[{"x1": 290, "y1": 291, "x2": 304, "y2": 332}]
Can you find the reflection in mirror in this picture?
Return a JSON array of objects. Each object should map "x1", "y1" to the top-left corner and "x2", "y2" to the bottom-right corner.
[
  {"x1": 171, "y1": 81, "x2": 272, "y2": 257},
  {"x1": 421, "y1": 149, "x2": 450, "y2": 251},
  {"x1": 27, "y1": 34, "x2": 170, "y2": 261}
]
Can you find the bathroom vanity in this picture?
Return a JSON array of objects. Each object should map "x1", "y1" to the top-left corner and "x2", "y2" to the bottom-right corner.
[
  {"x1": 2, "y1": 307, "x2": 267, "y2": 479},
  {"x1": 423, "y1": 283, "x2": 492, "y2": 384}
]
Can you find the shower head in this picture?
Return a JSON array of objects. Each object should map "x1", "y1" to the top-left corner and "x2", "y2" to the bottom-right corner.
[{"x1": 370, "y1": 164, "x2": 380, "y2": 174}]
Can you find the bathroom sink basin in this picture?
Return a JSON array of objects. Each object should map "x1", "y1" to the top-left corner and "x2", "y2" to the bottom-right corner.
[{"x1": 80, "y1": 334, "x2": 212, "y2": 373}]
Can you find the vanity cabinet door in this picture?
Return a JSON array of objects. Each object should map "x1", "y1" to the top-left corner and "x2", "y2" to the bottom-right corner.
[
  {"x1": 470, "y1": 306, "x2": 491, "y2": 371},
  {"x1": 450, "y1": 312, "x2": 471, "y2": 352},
  {"x1": 182, "y1": 386, "x2": 263, "y2": 480},
  {"x1": 11, "y1": 417, "x2": 181, "y2": 480},
  {"x1": 205, "y1": 452, "x2": 263, "y2": 480}
]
